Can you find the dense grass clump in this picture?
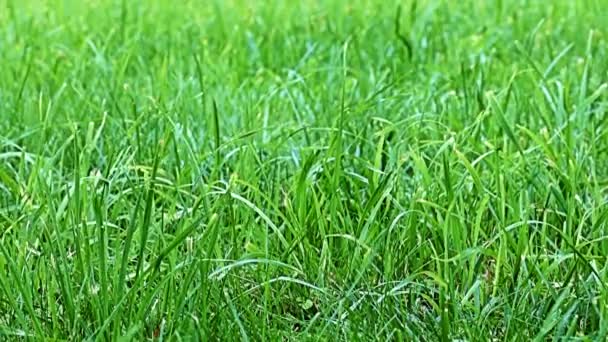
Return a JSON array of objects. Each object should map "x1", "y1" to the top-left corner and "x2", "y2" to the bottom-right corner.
[{"x1": 1, "y1": 0, "x2": 608, "y2": 340}]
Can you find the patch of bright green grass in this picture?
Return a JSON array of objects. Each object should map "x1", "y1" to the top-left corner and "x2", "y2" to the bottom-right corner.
[{"x1": 1, "y1": 0, "x2": 608, "y2": 340}]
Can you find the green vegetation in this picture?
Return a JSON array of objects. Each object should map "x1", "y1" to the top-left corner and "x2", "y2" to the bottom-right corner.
[{"x1": 1, "y1": 0, "x2": 607, "y2": 340}]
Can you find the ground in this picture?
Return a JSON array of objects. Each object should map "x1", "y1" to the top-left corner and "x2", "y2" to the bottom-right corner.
[{"x1": 1, "y1": 0, "x2": 607, "y2": 340}]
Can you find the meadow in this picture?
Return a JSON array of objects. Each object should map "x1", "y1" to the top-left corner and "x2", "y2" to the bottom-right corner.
[{"x1": 1, "y1": 0, "x2": 607, "y2": 340}]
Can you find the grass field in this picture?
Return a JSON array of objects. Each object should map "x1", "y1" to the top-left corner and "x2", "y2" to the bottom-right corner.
[{"x1": 1, "y1": 0, "x2": 608, "y2": 340}]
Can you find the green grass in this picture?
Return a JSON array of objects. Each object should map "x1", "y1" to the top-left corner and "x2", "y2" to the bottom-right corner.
[{"x1": 1, "y1": 0, "x2": 608, "y2": 340}]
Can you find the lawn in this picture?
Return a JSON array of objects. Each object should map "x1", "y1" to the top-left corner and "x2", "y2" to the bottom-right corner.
[{"x1": 1, "y1": 0, "x2": 607, "y2": 340}]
